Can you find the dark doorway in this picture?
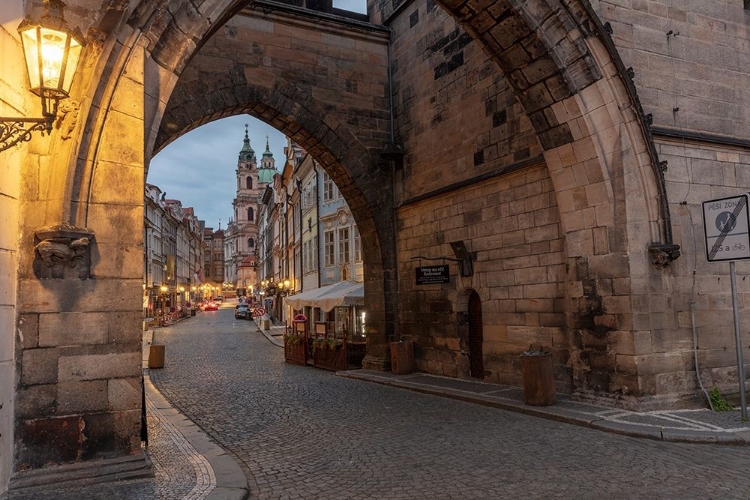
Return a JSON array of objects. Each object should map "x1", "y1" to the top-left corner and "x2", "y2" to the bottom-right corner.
[{"x1": 468, "y1": 291, "x2": 484, "y2": 378}]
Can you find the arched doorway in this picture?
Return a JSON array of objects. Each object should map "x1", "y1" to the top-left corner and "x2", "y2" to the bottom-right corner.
[{"x1": 468, "y1": 291, "x2": 483, "y2": 379}]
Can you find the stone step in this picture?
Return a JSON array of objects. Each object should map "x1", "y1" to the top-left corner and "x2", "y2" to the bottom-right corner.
[{"x1": 8, "y1": 452, "x2": 153, "y2": 492}]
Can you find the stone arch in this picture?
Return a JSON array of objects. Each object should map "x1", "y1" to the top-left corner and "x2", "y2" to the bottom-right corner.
[
  {"x1": 7, "y1": 0, "x2": 683, "y2": 481},
  {"x1": 429, "y1": 0, "x2": 670, "y2": 247},
  {"x1": 153, "y1": 77, "x2": 394, "y2": 367}
]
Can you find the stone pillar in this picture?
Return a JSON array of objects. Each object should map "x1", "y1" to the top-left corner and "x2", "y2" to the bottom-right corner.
[{"x1": 12, "y1": 45, "x2": 150, "y2": 481}]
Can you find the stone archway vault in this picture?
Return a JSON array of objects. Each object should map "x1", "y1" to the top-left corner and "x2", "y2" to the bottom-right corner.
[{"x1": 6, "y1": 0, "x2": 677, "y2": 487}]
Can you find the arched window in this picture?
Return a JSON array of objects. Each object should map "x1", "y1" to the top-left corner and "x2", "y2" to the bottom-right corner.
[
  {"x1": 247, "y1": 207, "x2": 254, "y2": 221},
  {"x1": 246, "y1": 176, "x2": 253, "y2": 189},
  {"x1": 248, "y1": 238, "x2": 255, "y2": 248}
]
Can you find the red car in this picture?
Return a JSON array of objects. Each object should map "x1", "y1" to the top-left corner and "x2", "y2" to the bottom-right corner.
[{"x1": 204, "y1": 301, "x2": 218, "y2": 311}]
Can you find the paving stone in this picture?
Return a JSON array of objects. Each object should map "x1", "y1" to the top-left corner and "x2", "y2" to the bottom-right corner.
[{"x1": 147, "y1": 310, "x2": 750, "y2": 499}]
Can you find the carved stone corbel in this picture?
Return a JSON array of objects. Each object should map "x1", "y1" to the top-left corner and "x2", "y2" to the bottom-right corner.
[
  {"x1": 648, "y1": 243, "x2": 681, "y2": 268},
  {"x1": 34, "y1": 223, "x2": 95, "y2": 279}
]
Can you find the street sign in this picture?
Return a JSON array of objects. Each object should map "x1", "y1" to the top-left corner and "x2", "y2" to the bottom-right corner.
[
  {"x1": 416, "y1": 265, "x2": 450, "y2": 285},
  {"x1": 701, "y1": 193, "x2": 750, "y2": 420},
  {"x1": 252, "y1": 307, "x2": 265, "y2": 318},
  {"x1": 702, "y1": 194, "x2": 750, "y2": 262}
]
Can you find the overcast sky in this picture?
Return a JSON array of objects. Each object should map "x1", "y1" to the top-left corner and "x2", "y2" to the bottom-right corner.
[{"x1": 148, "y1": 115, "x2": 287, "y2": 230}]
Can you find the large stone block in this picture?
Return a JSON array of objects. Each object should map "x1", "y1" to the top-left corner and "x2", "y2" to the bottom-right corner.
[
  {"x1": 17, "y1": 313, "x2": 38, "y2": 350},
  {"x1": 14, "y1": 384, "x2": 56, "y2": 420},
  {"x1": 18, "y1": 279, "x2": 142, "y2": 314},
  {"x1": 21, "y1": 348, "x2": 59, "y2": 386},
  {"x1": 39, "y1": 312, "x2": 109, "y2": 347},
  {"x1": 58, "y1": 352, "x2": 141, "y2": 382},
  {"x1": 39, "y1": 312, "x2": 141, "y2": 346},
  {"x1": 57, "y1": 380, "x2": 108, "y2": 415}
]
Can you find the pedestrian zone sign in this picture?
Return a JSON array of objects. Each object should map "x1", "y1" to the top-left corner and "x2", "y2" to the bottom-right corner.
[{"x1": 703, "y1": 194, "x2": 750, "y2": 262}]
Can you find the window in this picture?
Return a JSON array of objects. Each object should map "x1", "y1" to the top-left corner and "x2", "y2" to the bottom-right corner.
[
  {"x1": 248, "y1": 238, "x2": 255, "y2": 248},
  {"x1": 323, "y1": 172, "x2": 334, "y2": 202},
  {"x1": 214, "y1": 254, "x2": 222, "y2": 261},
  {"x1": 246, "y1": 176, "x2": 253, "y2": 189},
  {"x1": 247, "y1": 207, "x2": 254, "y2": 221},
  {"x1": 338, "y1": 228, "x2": 350, "y2": 264},
  {"x1": 354, "y1": 226, "x2": 361, "y2": 262},
  {"x1": 324, "y1": 231, "x2": 335, "y2": 267},
  {"x1": 313, "y1": 236, "x2": 318, "y2": 271}
]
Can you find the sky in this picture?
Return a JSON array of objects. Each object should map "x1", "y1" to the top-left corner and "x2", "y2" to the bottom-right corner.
[{"x1": 148, "y1": 115, "x2": 287, "y2": 230}]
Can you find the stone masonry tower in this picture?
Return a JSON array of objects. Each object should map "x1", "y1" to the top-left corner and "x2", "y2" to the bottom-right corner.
[{"x1": 229, "y1": 125, "x2": 261, "y2": 288}]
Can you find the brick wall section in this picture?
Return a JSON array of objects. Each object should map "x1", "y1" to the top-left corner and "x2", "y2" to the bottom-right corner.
[
  {"x1": 389, "y1": 0, "x2": 542, "y2": 200},
  {"x1": 398, "y1": 165, "x2": 570, "y2": 387},
  {"x1": 599, "y1": 0, "x2": 750, "y2": 139}
]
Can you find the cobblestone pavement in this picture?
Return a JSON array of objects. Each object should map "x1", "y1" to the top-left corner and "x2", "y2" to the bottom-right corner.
[{"x1": 148, "y1": 307, "x2": 750, "y2": 500}]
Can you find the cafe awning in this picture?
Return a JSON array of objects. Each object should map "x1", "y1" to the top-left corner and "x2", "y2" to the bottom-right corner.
[{"x1": 284, "y1": 281, "x2": 364, "y2": 313}]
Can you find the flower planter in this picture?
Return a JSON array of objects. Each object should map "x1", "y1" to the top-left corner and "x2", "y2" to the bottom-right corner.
[
  {"x1": 284, "y1": 336, "x2": 307, "y2": 366},
  {"x1": 313, "y1": 344, "x2": 346, "y2": 371}
]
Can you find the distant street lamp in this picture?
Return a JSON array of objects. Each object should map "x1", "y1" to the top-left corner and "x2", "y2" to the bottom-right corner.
[{"x1": 159, "y1": 285, "x2": 168, "y2": 316}]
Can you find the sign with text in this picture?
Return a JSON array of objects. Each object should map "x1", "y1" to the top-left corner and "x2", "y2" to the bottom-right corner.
[
  {"x1": 416, "y1": 265, "x2": 450, "y2": 285},
  {"x1": 703, "y1": 194, "x2": 750, "y2": 262}
]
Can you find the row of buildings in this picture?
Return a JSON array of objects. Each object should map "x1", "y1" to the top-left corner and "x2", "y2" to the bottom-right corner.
[
  {"x1": 223, "y1": 125, "x2": 364, "y2": 330},
  {"x1": 145, "y1": 124, "x2": 364, "y2": 329},
  {"x1": 143, "y1": 184, "x2": 225, "y2": 318}
]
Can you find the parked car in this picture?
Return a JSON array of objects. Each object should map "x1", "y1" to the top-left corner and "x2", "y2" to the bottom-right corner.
[
  {"x1": 235, "y1": 303, "x2": 250, "y2": 320},
  {"x1": 204, "y1": 301, "x2": 219, "y2": 311},
  {"x1": 215, "y1": 295, "x2": 224, "y2": 302}
]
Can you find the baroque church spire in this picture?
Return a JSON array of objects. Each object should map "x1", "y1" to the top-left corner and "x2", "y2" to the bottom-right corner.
[{"x1": 239, "y1": 123, "x2": 255, "y2": 163}]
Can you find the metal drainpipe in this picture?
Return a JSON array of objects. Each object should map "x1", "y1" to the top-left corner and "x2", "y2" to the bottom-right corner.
[
  {"x1": 315, "y1": 164, "x2": 321, "y2": 290},
  {"x1": 294, "y1": 181, "x2": 305, "y2": 292}
]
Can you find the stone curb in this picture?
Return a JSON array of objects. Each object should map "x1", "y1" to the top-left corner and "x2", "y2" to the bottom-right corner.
[
  {"x1": 336, "y1": 371, "x2": 750, "y2": 446},
  {"x1": 144, "y1": 375, "x2": 250, "y2": 500}
]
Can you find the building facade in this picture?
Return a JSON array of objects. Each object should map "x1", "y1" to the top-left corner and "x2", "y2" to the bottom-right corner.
[{"x1": 143, "y1": 185, "x2": 207, "y2": 317}]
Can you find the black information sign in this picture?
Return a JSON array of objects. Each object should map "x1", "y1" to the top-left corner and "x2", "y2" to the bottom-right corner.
[{"x1": 416, "y1": 265, "x2": 450, "y2": 285}]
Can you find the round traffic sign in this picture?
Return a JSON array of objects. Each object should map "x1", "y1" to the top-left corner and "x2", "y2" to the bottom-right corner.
[{"x1": 716, "y1": 211, "x2": 738, "y2": 233}]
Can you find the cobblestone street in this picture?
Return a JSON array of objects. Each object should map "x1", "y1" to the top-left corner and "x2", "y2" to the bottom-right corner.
[{"x1": 148, "y1": 308, "x2": 750, "y2": 499}]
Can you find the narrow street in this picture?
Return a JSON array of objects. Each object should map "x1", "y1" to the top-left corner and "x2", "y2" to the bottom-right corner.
[{"x1": 148, "y1": 305, "x2": 750, "y2": 499}]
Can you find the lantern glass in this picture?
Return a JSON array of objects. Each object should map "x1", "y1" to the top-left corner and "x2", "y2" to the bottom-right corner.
[{"x1": 19, "y1": 24, "x2": 82, "y2": 100}]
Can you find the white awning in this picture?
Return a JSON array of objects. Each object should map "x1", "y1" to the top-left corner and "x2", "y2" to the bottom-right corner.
[{"x1": 284, "y1": 281, "x2": 364, "y2": 313}]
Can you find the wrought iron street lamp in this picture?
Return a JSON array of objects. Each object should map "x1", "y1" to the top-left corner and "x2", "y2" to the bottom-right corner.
[{"x1": 1, "y1": 0, "x2": 84, "y2": 151}]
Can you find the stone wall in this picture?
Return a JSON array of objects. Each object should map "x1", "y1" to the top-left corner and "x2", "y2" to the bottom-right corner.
[
  {"x1": 600, "y1": 0, "x2": 750, "y2": 138},
  {"x1": 398, "y1": 164, "x2": 568, "y2": 387},
  {"x1": 596, "y1": 0, "x2": 750, "y2": 401},
  {"x1": 390, "y1": 1, "x2": 542, "y2": 200},
  {"x1": 389, "y1": 0, "x2": 565, "y2": 386},
  {"x1": 0, "y1": 0, "x2": 26, "y2": 491},
  {"x1": 659, "y1": 139, "x2": 750, "y2": 393}
]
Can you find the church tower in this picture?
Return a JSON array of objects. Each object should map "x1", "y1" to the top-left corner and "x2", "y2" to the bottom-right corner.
[
  {"x1": 226, "y1": 126, "x2": 279, "y2": 292},
  {"x1": 226, "y1": 125, "x2": 260, "y2": 290}
]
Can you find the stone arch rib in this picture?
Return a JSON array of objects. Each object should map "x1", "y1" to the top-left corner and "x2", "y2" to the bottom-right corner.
[{"x1": 436, "y1": 0, "x2": 673, "y2": 247}]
